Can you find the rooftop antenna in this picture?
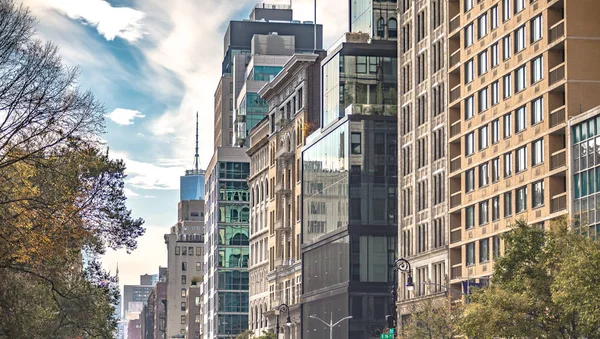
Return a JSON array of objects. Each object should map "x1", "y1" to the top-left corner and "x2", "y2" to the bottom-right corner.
[{"x1": 194, "y1": 111, "x2": 199, "y2": 172}]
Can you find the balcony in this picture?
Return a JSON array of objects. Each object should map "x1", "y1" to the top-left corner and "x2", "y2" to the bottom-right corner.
[
  {"x1": 275, "y1": 180, "x2": 291, "y2": 196},
  {"x1": 451, "y1": 265, "x2": 462, "y2": 280},
  {"x1": 550, "y1": 149, "x2": 566, "y2": 170},
  {"x1": 549, "y1": 64, "x2": 565, "y2": 86},
  {"x1": 275, "y1": 146, "x2": 294, "y2": 160},
  {"x1": 449, "y1": 14, "x2": 461, "y2": 34},
  {"x1": 450, "y1": 229, "x2": 462, "y2": 244},
  {"x1": 549, "y1": 106, "x2": 565, "y2": 128},
  {"x1": 344, "y1": 103, "x2": 397, "y2": 117},
  {"x1": 274, "y1": 219, "x2": 290, "y2": 232},
  {"x1": 276, "y1": 116, "x2": 291, "y2": 129},
  {"x1": 449, "y1": 50, "x2": 461, "y2": 69},
  {"x1": 550, "y1": 193, "x2": 567, "y2": 213},
  {"x1": 450, "y1": 156, "x2": 461, "y2": 173},
  {"x1": 450, "y1": 192, "x2": 462, "y2": 209},
  {"x1": 450, "y1": 85, "x2": 461, "y2": 104},
  {"x1": 549, "y1": 21, "x2": 565, "y2": 44},
  {"x1": 450, "y1": 121, "x2": 461, "y2": 139}
]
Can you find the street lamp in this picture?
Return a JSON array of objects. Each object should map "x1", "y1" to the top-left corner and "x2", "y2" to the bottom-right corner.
[
  {"x1": 387, "y1": 258, "x2": 413, "y2": 336},
  {"x1": 308, "y1": 313, "x2": 352, "y2": 339},
  {"x1": 275, "y1": 303, "x2": 292, "y2": 336}
]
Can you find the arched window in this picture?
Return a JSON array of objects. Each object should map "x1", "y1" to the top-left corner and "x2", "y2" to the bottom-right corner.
[
  {"x1": 389, "y1": 18, "x2": 398, "y2": 38},
  {"x1": 376, "y1": 17, "x2": 385, "y2": 38}
]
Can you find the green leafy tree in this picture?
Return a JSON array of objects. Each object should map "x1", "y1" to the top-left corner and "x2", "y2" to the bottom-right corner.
[
  {"x1": 399, "y1": 297, "x2": 463, "y2": 339},
  {"x1": 460, "y1": 218, "x2": 600, "y2": 338}
]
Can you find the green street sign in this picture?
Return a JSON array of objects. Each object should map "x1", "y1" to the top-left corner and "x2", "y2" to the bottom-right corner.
[
  {"x1": 380, "y1": 334, "x2": 394, "y2": 339},
  {"x1": 390, "y1": 328, "x2": 395, "y2": 334}
]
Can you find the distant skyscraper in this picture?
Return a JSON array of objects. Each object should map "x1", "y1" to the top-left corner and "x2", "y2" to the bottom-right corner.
[{"x1": 181, "y1": 112, "x2": 206, "y2": 201}]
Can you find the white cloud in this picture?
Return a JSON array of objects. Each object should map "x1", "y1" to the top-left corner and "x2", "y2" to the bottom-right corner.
[
  {"x1": 106, "y1": 108, "x2": 146, "y2": 126},
  {"x1": 43, "y1": 0, "x2": 145, "y2": 42},
  {"x1": 124, "y1": 188, "x2": 140, "y2": 198},
  {"x1": 110, "y1": 151, "x2": 183, "y2": 190}
]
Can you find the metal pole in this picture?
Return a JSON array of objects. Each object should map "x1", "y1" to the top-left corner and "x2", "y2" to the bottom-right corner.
[
  {"x1": 329, "y1": 313, "x2": 333, "y2": 339},
  {"x1": 313, "y1": 0, "x2": 317, "y2": 52}
]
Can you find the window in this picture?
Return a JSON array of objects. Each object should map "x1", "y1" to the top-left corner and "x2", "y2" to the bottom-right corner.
[
  {"x1": 196, "y1": 247, "x2": 202, "y2": 256},
  {"x1": 478, "y1": 14, "x2": 488, "y2": 39},
  {"x1": 516, "y1": 65, "x2": 526, "y2": 92},
  {"x1": 182, "y1": 262, "x2": 187, "y2": 271},
  {"x1": 466, "y1": 169, "x2": 475, "y2": 192},
  {"x1": 196, "y1": 262, "x2": 202, "y2": 271},
  {"x1": 532, "y1": 56, "x2": 543, "y2": 83},
  {"x1": 182, "y1": 247, "x2": 187, "y2": 255},
  {"x1": 479, "y1": 126, "x2": 489, "y2": 150},
  {"x1": 492, "y1": 196, "x2": 500, "y2": 221},
  {"x1": 516, "y1": 146, "x2": 527, "y2": 172},
  {"x1": 465, "y1": 0, "x2": 474, "y2": 12},
  {"x1": 466, "y1": 242, "x2": 475, "y2": 266},
  {"x1": 493, "y1": 235, "x2": 501, "y2": 258},
  {"x1": 503, "y1": 113, "x2": 512, "y2": 139},
  {"x1": 516, "y1": 106, "x2": 526, "y2": 132},
  {"x1": 504, "y1": 74, "x2": 512, "y2": 98},
  {"x1": 492, "y1": 157, "x2": 500, "y2": 182},
  {"x1": 465, "y1": 95, "x2": 474, "y2": 119},
  {"x1": 532, "y1": 138, "x2": 544, "y2": 165},
  {"x1": 504, "y1": 152, "x2": 513, "y2": 177},
  {"x1": 491, "y1": 5, "x2": 499, "y2": 30},
  {"x1": 181, "y1": 275, "x2": 187, "y2": 284},
  {"x1": 502, "y1": 0, "x2": 511, "y2": 22},
  {"x1": 491, "y1": 80, "x2": 499, "y2": 105},
  {"x1": 492, "y1": 119, "x2": 500, "y2": 144},
  {"x1": 491, "y1": 43, "x2": 499, "y2": 68},
  {"x1": 479, "y1": 163, "x2": 489, "y2": 187},
  {"x1": 389, "y1": 18, "x2": 398, "y2": 38},
  {"x1": 531, "y1": 97, "x2": 543, "y2": 125},
  {"x1": 504, "y1": 191, "x2": 513, "y2": 217},
  {"x1": 376, "y1": 17, "x2": 385, "y2": 38},
  {"x1": 465, "y1": 23, "x2": 474, "y2": 48},
  {"x1": 465, "y1": 58, "x2": 474, "y2": 83},
  {"x1": 532, "y1": 180, "x2": 544, "y2": 207},
  {"x1": 351, "y1": 132, "x2": 361, "y2": 154},
  {"x1": 466, "y1": 132, "x2": 475, "y2": 156},
  {"x1": 466, "y1": 206, "x2": 475, "y2": 229},
  {"x1": 181, "y1": 288, "x2": 187, "y2": 298},
  {"x1": 515, "y1": 0, "x2": 525, "y2": 13},
  {"x1": 175, "y1": 246, "x2": 180, "y2": 255},
  {"x1": 479, "y1": 88, "x2": 488, "y2": 112},
  {"x1": 516, "y1": 186, "x2": 527, "y2": 213},
  {"x1": 181, "y1": 315, "x2": 186, "y2": 325},
  {"x1": 478, "y1": 51, "x2": 488, "y2": 76},
  {"x1": 503, "y1": 35, "x2": 511, "y2": 60},
  {"x1": 479, "y1": 200, "x2": 489, "y2": 225},
  {"x1": 531, "y1": 15, "x2": 542, "y2": 42},
  {"x1": 480, "y1": 238, "x2": 490, "y2": 263},
  {"x1": 515, "y1": 25, "x2": 526, "y2": 53}
]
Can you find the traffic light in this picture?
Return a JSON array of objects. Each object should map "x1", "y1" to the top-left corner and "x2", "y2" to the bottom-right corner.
[{"x1": 385, "y1": 314, "x2": 396, "y2": 329}]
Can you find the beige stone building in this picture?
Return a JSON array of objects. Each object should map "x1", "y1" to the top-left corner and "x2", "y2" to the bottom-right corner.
[{"x1": 446, "y1": 0, "x2": 600, "y2": 295}]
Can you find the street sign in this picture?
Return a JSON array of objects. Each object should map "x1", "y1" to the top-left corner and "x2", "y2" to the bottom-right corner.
[
  {"x1": 380, "y1": 334, "x2": 394, "y2": 339},
  {"x1": 390, "y1": 328, "x2": 395, "y2": 334}
]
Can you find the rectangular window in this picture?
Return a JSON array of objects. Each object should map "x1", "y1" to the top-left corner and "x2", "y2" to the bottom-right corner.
[
  {"x1": 492, "y1": 119, "x2": 500, "y2": 144},
  {"x1": 504, "y1": 74, "x2": 512, "y2": 98},
  {"x1": 504, "y1": 191, "x2": 513, "y2": 217},
  {"x1": 503, "y1": 113, "x2": 512, "y2": 139},
  {"x1": 532, "y1": 56, "x2": 543, "y2": 83},
  {"x1": 175, "y1": 246, "x2": 180, "y2": 255},
  {"x1": 480, "y1": 238, "x2": 490, "y2": 263},
  {"x1": 516, "y1": 106, "x2": 526, "y2": 132},
  {"x1": 478, "y1": 51, "x2": 488, "y2": 76},
  {"x1": 466, "y1": 132, "x2": 475, "y2": 156},
  {"x1": 504, "y1": 152, "x2": 513, "y2": 177},
  {"x1": 491, "y1": 80, "x2": 499, "y2": 105},
  {"x1": 182, "y1": 247, "x2": 187, "y2": 255},
  {"x1": 479, "y1": 162, "x2": 489, "y2": 187},
  {"x1": 532, "y1": 138, "x2": 544, "y2": 166},
  {"x1": 466, "y1": 169, "x2": 475, "y2": 192},
  {"x1": 531, "y1": 15, "x2": 542, "y2": 42},
  {"x1": 181, "y1": 288, "x2": 187, "y2": 298},
  {"x1": 479, "y1": 125, "x2": 489, "y2": 150},
  {"x1": 502, "y1": 0, "x2": 511, "y2": 22},
  {"x1": 465, "y1": 0, "x2": 474, "y2": 12},
  {"x1": 516, "y1": 146, "x2": 527, "y2": 172},
  {"x1": 181, "y1": 275, "x2": 187, "y2": 284},
  {"x1": 516, "y1": 65, "x2": 526, "y2": 92},
  {"x1": 532, "y1": 97, "x2": 543, "y2": 125},
  {"x1": 515, "y1": 0, "x2": 525, "y2": 13},
  {"x1": 503, "y1": 35, "x2": 511, "y2": 60},
  {"x1": 181, "y1": 315, "x2": 186, "y2": 324},
  {"x1": 465, "y1": 95, "x2": 474, "y2": 119},
  {"x1": 491, "y1": 43, "x2": 499, "y2": 68},
  {"x1": 466, "y1": 242, "x2": 475, "y2": 266},
  {"x1": 196, "y1": 262, "x2": 202, "y2": 271},
  {"x1": 479, "y1": 200, "x2": 489, "y2": 225},
  {"x1": 532, "y1": 180, "x2": 544, "y2": 207},
  {"x1": 491, "y1": 5, "x2": 499, "y2": 30},
  {"x1": 351, "y1": 132, "x2": 361, "y2": 154},
  {"x1": 493, "y1": 235, "x2": 501, "y2": 258},
  {"x1": 479, "y1": 88, "x2": 489, "y2": 113},
  {"x1": 492, "y1": 196, "x2": 500, "y2": 221},
  {"x1": 478, "y1": 14, "x2": 488, "y2": 39},
  {"x1": 465, "y1": 23, "x2": 474, "y2": 48},
  {"x1": 182, "y1": 262, "x2": 187, "y2": 271},
  {"x1": 465, "y1": 58, "x2": 474, "y2": 83},
  {"x1": 516, "y1": 186, "x2": 527, "y2": 213},
  {"x1": 466, "y1": 206, "x2": 475, "y2": 229},
  {"x1": 515, "y1": 25, "x2": 526, "y2": 53},
  {"x1": 492, "y1": 157, "x2": 500, "y2": 182}
]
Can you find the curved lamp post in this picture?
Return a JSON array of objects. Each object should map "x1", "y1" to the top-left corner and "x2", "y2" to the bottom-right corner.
[
  {"x1": 386, "y1": 258, "x2": 414, "y2": 337},
  {"x1": 275, "y1": 303, "x2": 291, "y2": 336},
  {"x1": 309, "y1": 313, "x2": 352, "y2": 339}
]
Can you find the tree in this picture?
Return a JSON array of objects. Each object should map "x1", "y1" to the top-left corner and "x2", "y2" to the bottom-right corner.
[
  {"x1": 234, "y1": 330, "x2": 275, "y2": 339},
  {"x1": 0, "y1": 1, "x2": 144, "y2": 337},
  {"x1": 399, "y1": 297, "x2": 463, "y2": 339},
  {"x1": 460, "y1": 218, "x2": 600, "y2": 338}
]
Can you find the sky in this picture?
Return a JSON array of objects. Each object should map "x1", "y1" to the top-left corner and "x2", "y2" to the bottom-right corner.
[{"x1": 24, "y1": 0, "x2": 346, "y2": 289}]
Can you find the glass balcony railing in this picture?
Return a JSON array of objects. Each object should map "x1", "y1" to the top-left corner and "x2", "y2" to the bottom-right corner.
[{"x1": 344, "y1": 103, "x2": 397, "y2": 117}]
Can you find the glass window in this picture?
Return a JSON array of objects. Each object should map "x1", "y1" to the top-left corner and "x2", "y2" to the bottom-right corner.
[
  {"x1": 491, "y1": 43, "x2": 499, "y2": 68},
  {"x1": 504, "y1": 191, "x2": 513, "y2": 217},
  {"x1": 389, "y1": 18, "x2": 398, "y2": 38},
  {"x1": 466, "y1": 242, "x2": 475, "y2": 266},
  {"x1": 532, "y1": 138, "x2": 544, "y2": 166},
  {"x1": 492, "y1": 157, "x2": 500, "y2": 182},
  {"x1": 493, "y1": 235, "x2": 501, "y2": 258},
  {"x1": 532, "y1": 97, "x2": 543, "y2": 125},
  {"x1": 465, "y1": 23, "x2": 474, "y2": 48},
  {"x1": 504, "y1": 152, "x2": 513, "y2": 177},
  {"x1": 181, "y1": 315, "x2": 186, "y2": 324},
  {"x1": 503, "y1": 113, "x2": 512, "y2": 139},
  {"x1": 465, "y1": 95, "x2": 474, "y2": 119},
  {"x1": 532, "y1": 56, "x2": 543, "y2": 83},
  {"x1": 351, "y1": 132, "x2": 361, "y2": 154},
  {"x1": 466, "y1": 132, "x2": 475, "y2": 156},
  {"x1": 531, "y1": 15, "x2": 542, "y2": 42},
  {"x1": 491, "y1": 80, "x2": 499, "y2": 105},
  {"x1": 356, "y1": 56, "x2": 367, "y2": 73},
  {"x1": 478, "y1": 14, "x2": 488, "y2": 39},
  {"x1": 175, "y1": 246, "x2": 180, "y2": 255},
  {"x1": 479, "y1": 125, "x2": 489, "y2": 150},
  {"x1": 465, "y1": 58, "x2": 474, "y2": 83},
  {"x1": 182, "y1": 262, "x2": 187, "y2": 271},
  {"x1": 491, "y1": 6, "x2": 499, "y2": 30},
  {"x1": 181, "y1": 288, "x2": 187, "y2": 298},
  {"x1": 504, "y1": 73, "x2": 512, "y2": 98},
  {"x1": 479, "y1": 88, "x2": 488, "y2": 112},
  {"x1": 515, "y1": 0, "x2": 525, "y2": 13},
  {"x1": 479, "y1": 200, "x2": 489, "y2": 225},
  {"x1": 196, "y1": 262, "x2": 202, "y2": 271},
  {"x1": 182, "y1": 247, "x2": 187, "y2": 255},
  {"x1": 465, "y1": 0, "x2": 474, "y2": 12},
  {"x1": 516, "y1": 66, "x2": 526, "y2": 92},
  {"x1": 480, "y1": 238, "x2": 490, "y2": 263},
  {"x1": 376, "y1": 18, "x2": 385, "y2": 38},
  {"x1": 516, "y1": 186, "x2": 527, "y2": 213},
  {"x1": 466, "y1": 206, "x2": 475, "y2": 229},
  {"x1": 532, "y1": 180, "x2": 544, "y2": 207},
  {"x1": 516, "y1": 146, "x2": 527, "y2": 172},
  {"x1": 503, "y1": 35, "x2": 511, "y2": 60},
  {"x1": 515, "y1": 25, "x2": 526, "y2": 52},
  {"x1": 492, "y1": 196, "x2": 500, "y2": 221},
  {"x1": 478, "y1": 51, "x2": 488, "y2": 76},
  {"x1": 492, "y1": 119, "x2": 500, "y2": 144},
  {"x1": 181, "y1": 275, "x2": 187, "y2": 284},
  {"x1": 480, "y1": 162, "x2": 489, "y2": 187},
  {"x1": 466, "y1": 169, "x2": 475, "y2": 192},
  {"x1": 516, "y1": 106, "x2": 526, "y2": 132},
  {"x1": 502, "y1": 0, "x2": 511, "y2": 22}
]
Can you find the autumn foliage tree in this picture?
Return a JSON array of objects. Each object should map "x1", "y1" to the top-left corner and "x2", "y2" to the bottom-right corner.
[{"x1": 0, "y1": 0, "x2": 144, "y2": 337}]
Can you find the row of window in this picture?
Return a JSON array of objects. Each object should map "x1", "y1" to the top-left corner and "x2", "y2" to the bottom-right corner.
[
  {"x1": 175, "y1": 246, "x2": 202, "y2": 256},
  {"x1": 180, "y1": 262, "x2": 203, "y2": 272},
  {"x1": 465, "y1": 0, "x2": 530, "y2": 21},
  {"x1": 465, "y1": 139, "x2": 544, "y2": 191},
  {"x1": 401, "y1": 217, "x2": 446, "y2": 257},
  {"x1": 465, "y1": 180, "x2": 544, "y2": 229},
  {"x1": 465, "y1": 236, "x2": 501, "y2": 266}
]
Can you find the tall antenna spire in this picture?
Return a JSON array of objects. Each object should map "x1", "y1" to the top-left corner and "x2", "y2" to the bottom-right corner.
[{"x1": 194, "y1": 111, "x2": 199, "y2": 172}]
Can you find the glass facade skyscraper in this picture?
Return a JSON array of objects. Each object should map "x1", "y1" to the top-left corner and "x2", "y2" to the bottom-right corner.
[{"x1": 180, "y1": 170, "x2": 206, "y2": 201}]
